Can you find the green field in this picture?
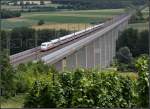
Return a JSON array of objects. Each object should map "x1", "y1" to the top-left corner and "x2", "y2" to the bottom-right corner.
[
  {"x1": 128, "y1": 22, "x2": 148, "y2": 31},
  {"x1": 1, "y1": 9, "x2": 125, "y2": 30}
]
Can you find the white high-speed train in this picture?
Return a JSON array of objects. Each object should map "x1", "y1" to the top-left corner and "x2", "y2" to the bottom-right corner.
[{"x1": 40, "y1": 23, "x2": 104, "y2": 51}]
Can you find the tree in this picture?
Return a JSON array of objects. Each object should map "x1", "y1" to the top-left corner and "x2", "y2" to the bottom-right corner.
[
  {"x1": 116, "y1": 47, "x2": 134, "y2": 71},
  {"x1": 116, "y1": 47, "x2": 133, "y2": 64},
  {"x1": 0, "y1": 50, "x2": 16, "y2": 98},
  {"x1": 136, "y1": 30, "x2": 149, "y2": 55},
  {"x1": 11, "y1": 27, "x2": 35, "y2": 54},
  {"x1": 135, "y1": 55, "x2": 149, "y2": 107},
  {"x1": 117, "y1": 28, "x2": 149, "y2": 57},
  {"x1": 1, "y1": 9, "x2": 21, "y2": 19},
  {"x1": 117, "y1": 28, "x2": 138, "y2": 57}
]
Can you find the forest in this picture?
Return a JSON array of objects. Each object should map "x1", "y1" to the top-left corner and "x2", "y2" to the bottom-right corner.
[
  {"x1": 52, "y1": 0, "x2": 146, "y2": 9},
  {"x1": 1, "y1": 9, "x2": 21, "y2": 19},
  {"x1": 1, "y1": 28, "x2": 70, "y2": 55}
]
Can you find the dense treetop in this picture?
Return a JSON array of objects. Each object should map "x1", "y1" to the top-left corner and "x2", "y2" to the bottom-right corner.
[{"x1": 52, "y1": 0, "x2": 146, "y2": 9}]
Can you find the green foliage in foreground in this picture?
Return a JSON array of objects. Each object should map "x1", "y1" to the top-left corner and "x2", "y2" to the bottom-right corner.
[
  {"x1": 22, "y1": 55, "x2": 149, "y2": 108},
  {"x1": 135, "y1": 55, "x2": 149, "y2": 107},
  {"x1": 15, "y1": 61, "x2": 50, "y2": 93},
  {"x1": 1, "y1": 49, "x2": 149, "y2": 108},
  {"x1": 0, "y1": 50, "x2": 16, "y2": 98},
  {"x1": 24, "y1": 69, "x2": 138, "y2": 108}
]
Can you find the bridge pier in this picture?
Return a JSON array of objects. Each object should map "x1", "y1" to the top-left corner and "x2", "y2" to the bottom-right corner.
[{"x1": 53, "y1": 22, "x2": 128, "y2": 71}]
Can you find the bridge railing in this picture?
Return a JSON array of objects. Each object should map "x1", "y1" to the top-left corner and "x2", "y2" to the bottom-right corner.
[
  {"x1": 10, "y1": 46, "x2": 40, "y2": 62},
  {"x1": 103, "y1": 13, "x2": 130, "y2": 28}
]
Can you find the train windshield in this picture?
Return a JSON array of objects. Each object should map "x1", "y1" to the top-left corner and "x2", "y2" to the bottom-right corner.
[{"x1": 41, "y1": 44, "x2": 47, "y2": 46}]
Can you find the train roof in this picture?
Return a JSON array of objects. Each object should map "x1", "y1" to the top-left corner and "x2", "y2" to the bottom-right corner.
[
  {"x1": 41, "y1": 42, "x2": 51, "y2": 45},
  {"x1": 51, "y1": 39, "x2": 60, "y2": 43}
]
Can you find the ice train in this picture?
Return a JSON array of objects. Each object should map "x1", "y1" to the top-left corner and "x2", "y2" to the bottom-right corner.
[{"x1": 40, "y1": 23, "x2": 104, "y2": 51}]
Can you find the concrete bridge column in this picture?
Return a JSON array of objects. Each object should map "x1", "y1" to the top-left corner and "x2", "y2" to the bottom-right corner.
[
  {"x1": 86, "y1": 42, "x2": 94, "y2": 68},
  {"x1": 99, "y1": 37, "x2": 104, "y2": 68},
  {"x1": 109, "y1": 30, "x2": 113, "y2": 64},
  {"x1": 66, "y1": 52, "x2": 77, "y2": 70},
  {"x1": 114, "y1": 28, "x2": 119, "y2": 58},
  {"x1": 54, "y1": 60, "x2": 63, "y2": 71},
  {"x1": 101, "y1": 35, "x2": 106, "y2": 68},
  {"x1": 106, "y1": 33, "x2": 109, "y2": 67},
  {"x1": 107, "y1": 31, "x2": 113, "y2": 66},
  {"x1": 112, "y1": 29, "x2": 116, "y2": 58},
  {"x1": 76, "y1": 47, "x2": 86, "y2": 68},
  {"x1": 104, "y1": 33, "x2": 108, "y2": 67},
  {"x1": 94, "y1": 38, "x2": 101, "y2": 69},
  {"x1": 124, "y1": 20, "x2": 128, "y2": 29}
]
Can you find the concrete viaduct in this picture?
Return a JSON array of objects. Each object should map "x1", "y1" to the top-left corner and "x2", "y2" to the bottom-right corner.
[
  {"x1": 42, "y1": 14, "x2": 130, "y2": 71},
  {"x1": 10, "y1": 14, "x2": 131, "y2": 71}
]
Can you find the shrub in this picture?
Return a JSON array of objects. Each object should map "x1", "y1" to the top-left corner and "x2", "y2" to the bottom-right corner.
[
  {"x1": 116, "y1": 47, "x2": 133, "y2": 64},
  {"x1": 24, "y1": 74, "x2": 63, "y2": 108},
  {"x1": 135, "y1": 55, "x2": 149, "y2": 107},
  {"x1": 116, "y1": 47, "x2": 135, "y2": 71},
  {"x1": 38, "y1": 20, "x2": 45, "y2": 25},
  {"x1": 24, "y1": 69, "x2": 138, "y2": 108},
  {"x1": 15, "y1": 61, "x2": 50, "y2": 93}
]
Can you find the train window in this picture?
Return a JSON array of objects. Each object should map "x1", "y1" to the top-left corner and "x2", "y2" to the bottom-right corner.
[
  {"x1": 48, "y1": 44, "x2": 50, "y2": 46},
  {"x1": 41, "y1": 44, "x2": 46, "y2": 46}
]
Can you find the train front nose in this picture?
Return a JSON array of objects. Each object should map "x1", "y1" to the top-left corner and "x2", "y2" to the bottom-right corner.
[{"x1": 41, "y1": 44, "x2": 47, "y2": 51}]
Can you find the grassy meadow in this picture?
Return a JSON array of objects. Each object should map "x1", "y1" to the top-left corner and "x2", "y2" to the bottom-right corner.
[
  {"x1": 128, "y1": 22, "x2": 148, "y2": 31},
  {"x1": 1, "y1": 95, "x2": 25, "y2": 108},
  {"x1": 1, "y1": 9, "x2": 125, "y2": 30}
]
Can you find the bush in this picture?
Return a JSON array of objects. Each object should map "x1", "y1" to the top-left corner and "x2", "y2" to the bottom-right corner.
[
  {"x1": 24, "y1": 69, "x2": 138, "y2": 108},
  {"x1": 38, "y1": 20, "x2": 45, "y2": 25},
  {"x1": 24, "y1": 74, "x2": 63, "y2": 108},
  {"x1": 116, "y1": 47, "x2": 133, "y2": 64},
  {"x1": 135, "y1": 55, "x2": 149, "y2": 107},
  {"x1": 15, "y1": 61, "x2": 50, "y2": 93},
  {"x1": 116, "y1": 47, "x2": 135, "y2": 71}
]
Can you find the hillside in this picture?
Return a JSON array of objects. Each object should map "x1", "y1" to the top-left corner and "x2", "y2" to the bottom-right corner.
[{"x1": 51, "y1": 0, "x2": 146, "y2": 9}]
